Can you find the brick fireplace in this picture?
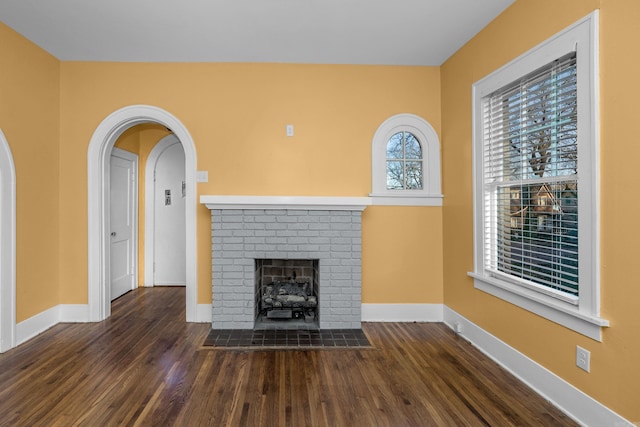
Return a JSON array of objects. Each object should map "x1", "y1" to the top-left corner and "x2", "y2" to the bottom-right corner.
[{"x1": 201, "y1": 196, "x2": 370, "y2": 330}]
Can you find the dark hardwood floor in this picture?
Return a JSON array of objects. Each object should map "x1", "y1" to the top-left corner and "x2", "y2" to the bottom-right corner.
[{"x1": 0, "y1": 288, "x2": 577, "y2": 426}]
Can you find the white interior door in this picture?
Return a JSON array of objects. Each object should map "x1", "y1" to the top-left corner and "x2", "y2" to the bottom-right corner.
[
  {"x1": 153, "y1": 142, "x2": 186, "y2": 285},
  {"x1": 110, "y1": 148, "x2": 138, "y2": 300}
]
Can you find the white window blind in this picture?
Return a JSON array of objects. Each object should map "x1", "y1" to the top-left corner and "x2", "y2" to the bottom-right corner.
[{"x1": 482, "y1": 53, "x2": 579, "y2": 301}]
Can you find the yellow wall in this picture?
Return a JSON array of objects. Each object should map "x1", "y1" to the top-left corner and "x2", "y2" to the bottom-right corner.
[
  {"x1": 0, "y1": 23, "x2": 60, "y2": 322},
  {"x1": 441, "y1": 0, "x2": 639, "y2": 420},
  {"x1": 363, "y1": 206, "x2": 443, "y2": 303},
  {"x1": 58, "y1": 62, "x2": 443, "y2": 305}
]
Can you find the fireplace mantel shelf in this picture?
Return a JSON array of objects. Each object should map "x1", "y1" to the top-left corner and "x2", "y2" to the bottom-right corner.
[{"x1": 200, "y1": 195, "x2": 371, "y2": 211}]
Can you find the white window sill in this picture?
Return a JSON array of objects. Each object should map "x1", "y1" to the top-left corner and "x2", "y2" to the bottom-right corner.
[
  {"x1": 468, "y1": 272, "x2": 609, "y2": 341},
  {"x1": 369, "y1": 193, "x2": 443, "y2": 206}
]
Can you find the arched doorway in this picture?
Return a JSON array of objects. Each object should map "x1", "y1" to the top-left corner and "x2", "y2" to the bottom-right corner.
[
  {"x1": 0, "y1": 129, "x2": 16, "y2": 352},
  {"x1": 87, "y1": 105, "x2": 197, "y2": 322}
]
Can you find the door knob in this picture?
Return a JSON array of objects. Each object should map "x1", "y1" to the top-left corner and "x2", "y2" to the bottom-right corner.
[{"x1": 111, "y1": 231, "x2": 116, "y2": 237}]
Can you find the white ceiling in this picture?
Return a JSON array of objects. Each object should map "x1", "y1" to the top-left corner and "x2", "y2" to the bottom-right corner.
[{"x1": 0, "y1": 0, "x2": 514, "y2": 66}]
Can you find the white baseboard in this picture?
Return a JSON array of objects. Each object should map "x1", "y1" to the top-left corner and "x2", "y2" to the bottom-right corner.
[
  {"x1": 443, "y1": 306, "x2": 634, "y2": 427},
  {"x1": 16, "y1": 304, "x2": 89, "y2": 347},
  {"x1": 59, "y1": 304, "x2": 90, "y2": 322},
  {"x1": 196, "y1": 304, "x2": 212, "y2": 323},
  {"x1": 16, "y1": 301, "x2": 208, "y2": 349},
  {"x1": 16, "y1": 305, "x2": 58, "y2": 346},
  {"x1": 361, "y1": 303, "x2": 443, "y2": 322}
]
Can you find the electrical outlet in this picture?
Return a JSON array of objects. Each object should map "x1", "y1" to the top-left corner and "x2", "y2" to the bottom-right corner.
[
  {"x1": 576, "y1": 345, "x2": 590, "y2": 372},
  {"x1": 454, "y1": 322, "x2": 462, "y2": 334},
  {"x1": 286, "y1": 124, "x2": 294, "y2": 137}
]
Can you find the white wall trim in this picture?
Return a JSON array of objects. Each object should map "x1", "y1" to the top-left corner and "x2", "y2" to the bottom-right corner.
[
  {"x1": 361, "y1": 303, "x2": 443, "y2": 322},
  {"x1": 470, "y1": 272, "x2": 607, "y2": 341},
  {"x1": 59, "y1": 304, "x2": 90, "y2": 322},
  {"x1": 16, "y1": 306, "x2": 58, "y2": 346},
  {"x1": 201, "y1": 194, "x2": 445, "y2": 209},
  {"x1": 443, "y1": 306, "x2": 635, "y2": 427},
  {"x1": 88, "y1": 105, "x2": 198, "y2": 323},
  {"x1": 144, "y1": 134, "x2": 180, "y2": 287},
  {"x1": 0, "y1": 129, "x2": 16, "y2": 353},
  {"x1": 196, "y1": 303, "x2": 212, "y2": 323},
  {"x1": 15, "y1": 304, "x2": 90, "y2": 347},
  {"x1": 368, "y1": 194, "x2": 443, "y2": 206},
  {"x1": 201, "y1": 195, "x2": 371, "y2": 211}
]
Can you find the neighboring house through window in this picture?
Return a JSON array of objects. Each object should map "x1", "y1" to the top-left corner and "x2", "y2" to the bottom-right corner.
[
  {"x1": 371, "y1": 113, "x2": 442, "y2": 206},
  {"x1": 469, "y1": 11, "x2": 608, "y2": 340}
]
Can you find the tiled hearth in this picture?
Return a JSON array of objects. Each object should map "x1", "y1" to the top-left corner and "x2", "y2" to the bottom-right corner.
[
  {"x1": 201, "y1": 196, "x2": 370, "y2": 330},
  {"x1": 203, "y1": 328, "x2": 371, "y2": 348}
]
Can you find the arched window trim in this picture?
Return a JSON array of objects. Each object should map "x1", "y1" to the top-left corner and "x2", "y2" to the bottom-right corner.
[{"x1": 371, "y1": 113, "x2": 442, "y2": 206}]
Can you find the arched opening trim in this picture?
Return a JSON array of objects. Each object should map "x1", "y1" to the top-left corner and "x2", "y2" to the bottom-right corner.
[
  {"x1": 87, "y1": 105, "x2": 198, "y2": 322},
  {"x1": 0, "y1": 129, "x2": 16, "y2": 352}
]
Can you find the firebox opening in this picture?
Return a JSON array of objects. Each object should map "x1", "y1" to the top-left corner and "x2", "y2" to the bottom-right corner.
[{"x1": 255, "y1": 259, "x2": 319, "y2": 329}]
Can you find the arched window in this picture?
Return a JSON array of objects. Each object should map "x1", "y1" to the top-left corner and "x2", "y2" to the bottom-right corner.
[
  {"x1": 386, "y1": 131, "x2": 423, "y2": 190},
  {"x1": 371, "y1": 114, "x2": 442, "y2": 205}
]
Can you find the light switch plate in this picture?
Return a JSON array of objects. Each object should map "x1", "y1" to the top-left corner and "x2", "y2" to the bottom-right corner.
[{"x1": 196, "y1": 171, "x2": 208, "y2": 183}]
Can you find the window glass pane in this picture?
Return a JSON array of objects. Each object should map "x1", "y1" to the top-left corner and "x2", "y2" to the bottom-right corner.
[
  {"x1": 404, "y1": 132, "x2": 422, "y2": 159},
  {"x1": 385, "y1": 131, "x2": 424, "y2": 190},
  {"x1": 386, "y1": 161, "x2": 403, "y2": 189},
  {"x1": 405, "y1": 161, "x2": 423, "y2": 190},
  {"x1": 386, "y1": 133, "x2": 403, "y2": 159},
  {"x1": 501, "y1": 56, "x2": 577, "y2": 181},
  {"x1": 495, "y1": 181, "x2": 578, "y2": 296}
]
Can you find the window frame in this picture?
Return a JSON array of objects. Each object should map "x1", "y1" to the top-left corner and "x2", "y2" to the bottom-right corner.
[
  {"x1": 371, "y1": 113, "x2": 442, "y2": 206},
  {"x1": 469, "y1": 11, "x2": 608, "y2": 341}
]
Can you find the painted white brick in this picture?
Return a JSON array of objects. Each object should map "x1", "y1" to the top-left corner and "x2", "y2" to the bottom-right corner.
[
  {"x1": 221, "y1": 251, "x2": 243, "y2": 258},
  {"x1": 221, "y1": 215, "x2": 243, "y2": 223},
  {"x1": 210, "y1": 208, "x2": 362, "y2": 329},
  {"x1": 265, "y1": 222, "x2": 289, "y2": 231},
  {"x1": 212, "y1": 258, "x2": 235, "y2": 266},
  {"x1": 289, "y1": 222, "x2": 310, "y2": 230},
  {"x1": 222, "y1": 243, "x2": 244, "y2": 251},
  {"x1": 255, "y1": 216, "x2": 276, "y2": 223},
  {"x1": 232, "y1": 230, "x2": 255, "y2": 237},
  {"x1": 244, "y1": 223, "x2": 266, "y2": 230},
  {"x1": 222, "y1": 265, "x2": 244, "y2": 272},
  {"x1": 309, "y1": 223, "x2": 331, "y2": 231},
  {"x1": 276, "y1": 215, "x2": 298, "y2": 223}
]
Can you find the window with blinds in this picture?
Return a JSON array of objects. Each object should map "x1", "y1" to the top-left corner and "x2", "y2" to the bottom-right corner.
[
  {"x1": 471, "y1": 12, "x2": 606, "y2": 339},
  {"x1": 482, "y1": 53, "x2": 579, "y2": 300}
]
